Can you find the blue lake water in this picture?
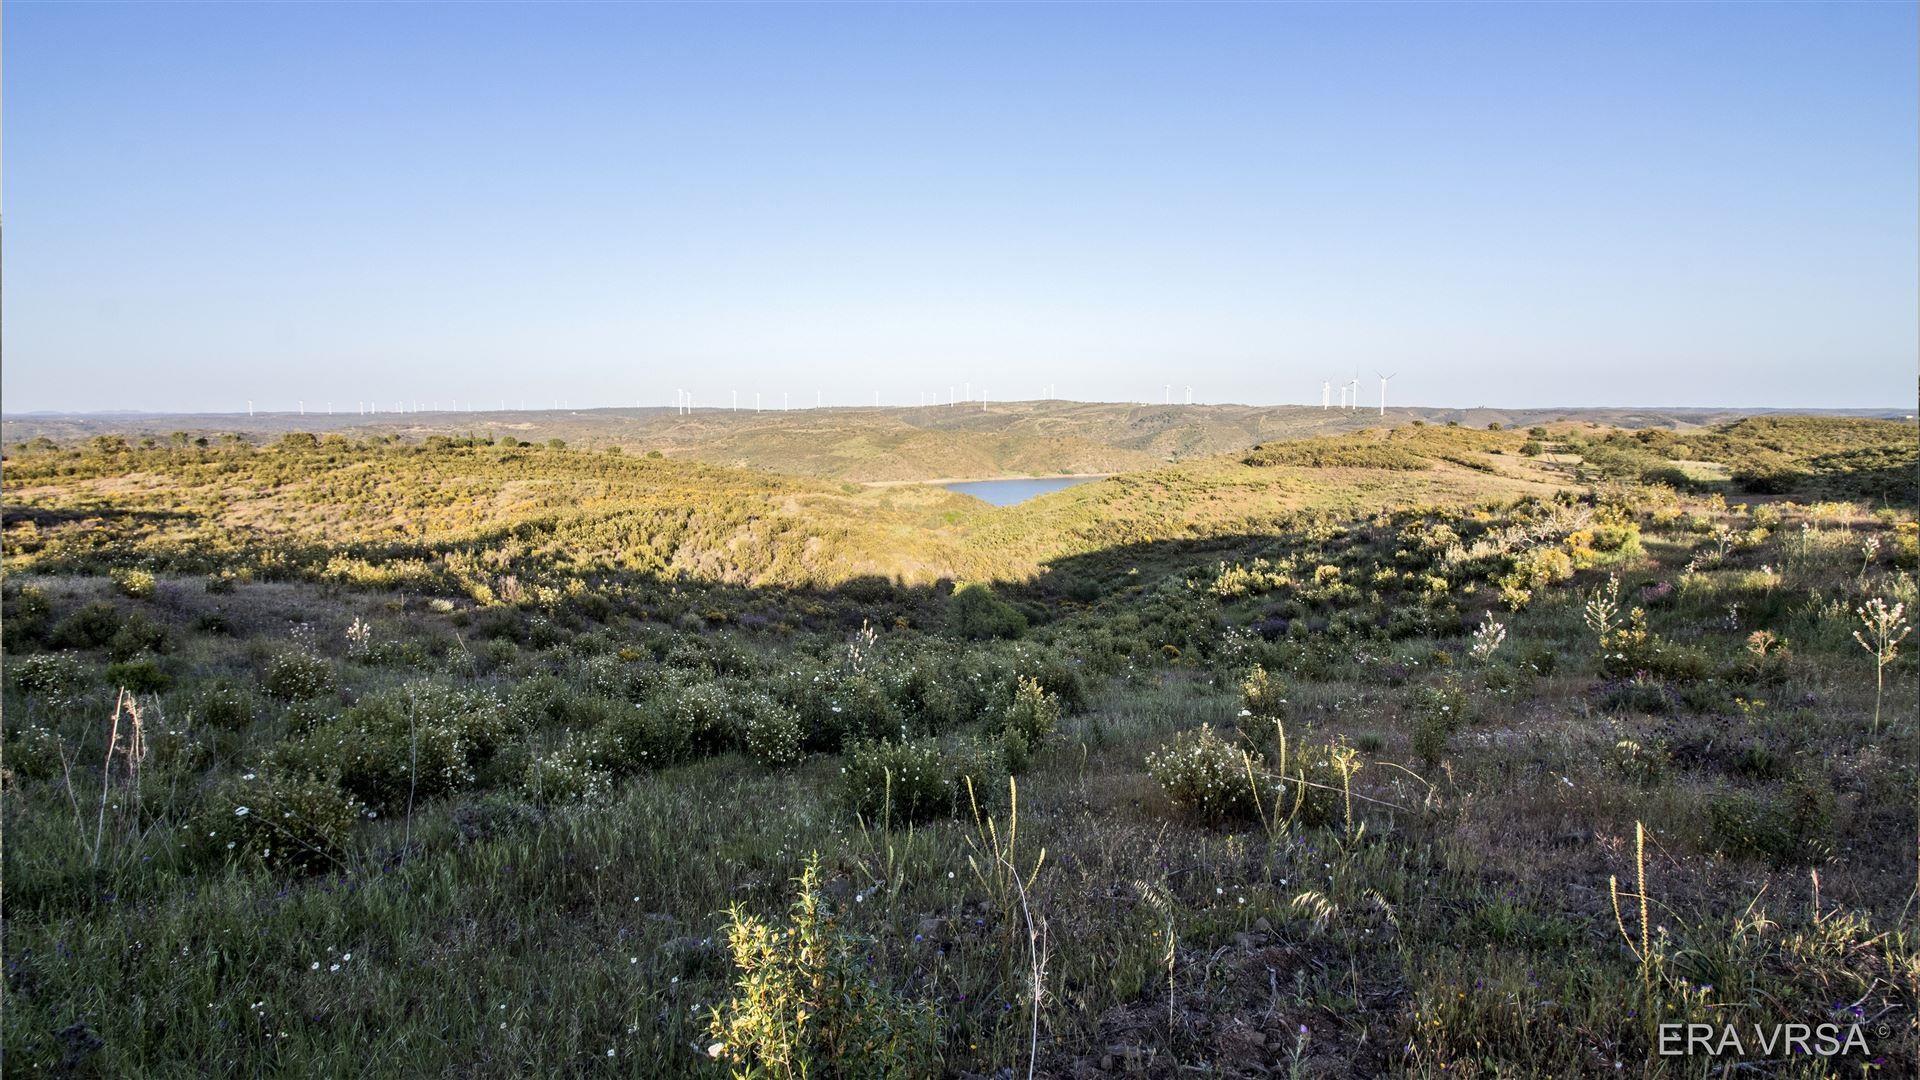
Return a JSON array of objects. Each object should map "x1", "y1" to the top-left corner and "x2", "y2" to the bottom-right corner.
[{"x1": 942, "y1": 476, "x2": 1102, "y2": 506}]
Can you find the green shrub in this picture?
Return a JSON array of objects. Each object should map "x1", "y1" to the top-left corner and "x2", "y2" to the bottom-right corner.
[
  {"x1": 503, "y1": 674, "x2": 580, "y2": 730},
  {"x1": 588, "y1": 696, "x2": 696, "y2": 775},
  {"x1": 2, "y1": 583, "x2": 52, "y2": 650},
  {"x1": 193, "y1": 682, "x2": 260, "y2": 729},
  {"x1": 998, "y1": 727, "x2": 1033, "y2": 774},
  {"x1": 810, "y1": 673, "x2": 901, "y2": 749},
  {"x1": 261, "y1": 650, "x2": 336, "y2": 701},
  {"x1": 1409, "y1": 682, "x2": 1469, "y2": 768},
  {"x1": 1516, "y1": 643, "x2": 1558, "y2": 676},
  {"x1": 106, "y1": 613, "x2": 168, "y2": 661},
  {"x1": 945, "y1": 735, "x2": 1011, "y2": 813},
  {"x1": 1240, "y1": 665, "x2": 1287, "y2": 719},
  {"x1": 709, "y1": 858, "x2": 939, "y2": 1077},
  {"x1": 737, "y1": 694, "x2": 805, "y2": 767},
  {"x1": 1599, "y1": 674, "x2": 1677, "y2": 714},
  {"x1": 577, "y1": 652, "x2": 647, "y2": 701},
  {"x1": 11, "y1": 652, "x2": 91, "y2": 703},
  {"x1": 110, "y1": 568, "x2": 157, "y2": 599},
  {"x1": 50, "y1": 602, "x2": 124, "y2": 650},
  {"x1": 1004, "y1": 645, "x2": 1088, "y2": 711},
  {"x1": 477, "y1": 638, "x2": 519, "y2": 674},
  {"x1": 1607, "y1": 738, "x2": 1667, "y2": 785},
  {"x1": 1504, "y1": 547, "x2": 1574, "y2": 592},
  {"x1": 104, "y1": 657, "x2": 172, "y2": 694},
  {"x1": 1146, "y1": 724, "x2": 1258, "y2": 825},
  {"x1": 1726, "y1": 739, "x2": 1789, "y2": 781},
  {"x1": 8, "y1": 724, "x2": 66, "y2": 780},
  {"x1": 1001, "y1": 676, "x2": 1060, "y2": 746},
  {"x1": 295, "y1": 682, "x2": 514, "y2": 809},
  {"x1": 947, "y1": 583, "x2": 1026, "y2": 641},
  {"x1": 840, "y1": 738, "x2": 952, "y2": 823},
  {"x1": 669, "y1": 679, "x2": 745, "y2": 754},
  {"x1": 522, "y1": 744, "x2": 613, "y2": 806},
  {"x1": 1705, "y1": 778, "x2": 1834, "y2": 865},
  {"x1": 205, "y1": 772, "x2": 367, "y2": 872},
  {"x1": 279, "y1": 697, "x2": 340, "y2": 737}
]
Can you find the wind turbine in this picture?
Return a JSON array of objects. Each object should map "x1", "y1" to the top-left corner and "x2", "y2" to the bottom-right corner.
[
  {"x1": 1164, "y1": 384, "x2": 1171, "y2": 405},
  {"x1": 732, "y1": 390, "x2": 738, "y2": 411},
  {"x1": 1321, "y1": 381, "x2": 1331, "y2": 409},
  {"x1": 1377, "y1": 372, "x2": 1397, "y2": 416},
  {"x1": 1348, "y1": 376, "x2": 1360, "y2": 412}
]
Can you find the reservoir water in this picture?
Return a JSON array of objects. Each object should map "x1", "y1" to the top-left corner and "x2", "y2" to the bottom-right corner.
[{"x1": 942, "y1": 476, "x2": 1102, "y2": 506}]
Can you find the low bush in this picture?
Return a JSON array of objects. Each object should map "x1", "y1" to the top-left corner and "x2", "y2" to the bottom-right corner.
[
  {"x1": 1409, "y1": 681, "x2": 1470, "y2": 768},
  {"x1": 11, "y1": 652, "x2": 90, "y2": 703},
  {"x1": 1597, "y1": 675, "x2": 1678, "y2": 714},
  {"x1": 1705, "y1": 777, "x2": 1834, "y2": 865},
  {"x1": 49, "y1": 602, "x2": 124, "y2": 650},
  {"x1": 111, "y1": 568, "x2": 157, "y2": 599},
  {"x1": 106, "y1": 613, "x2": 169, "y2": 661},
  {"x1": 105, "y1": 658, "x2": 172, "y2": 694},
  {"x1": 8, "y1": 724, "x2": 66, "y2": 780},
  {"x1": 1146, "y1": 724, "x2": 1258, "y2": 825},
  {"x1": 204, "y1": 772, "x2": 367, "y2": 872},
  {"x1": 1607, "y1": 738, "x2": 1667, "y2": 785},
  {"x1": 290, "y1": 682, "x2": 514, "y2": 809},
  {"x1": 710, "y1": 858, "x2": 939, "y2": 1076},
  {"x1": 840, "y1": 738, "x2": 957, "y2": 823},
  {"x1": 736, "y1": 693, "x2": 805, "y2": 766},
  {"x1": 192, "y1": 682, "x2": 260, "y2": 729},
  {"x1": 589, "y1": 695, "x2": 697, "y2": 775},
  {"x1": 1240, "y1": 665, "x2": 1287, "y2": 719},
  {"x1": 261, "y1": 650, "x2": 336, "y2": 701},
  {"x1": 1243, "y1": 440, "x2": 1429, "y2": 470},
  {"x1": 1001, "y1": 676, "x2": 1060, "y2": 746},
  {"x1": 2, "y1": 583, "x2": 52, "y2": 650},
  {"x1": 947, "y1": 583, "x2": 1026, "y2": 641},
  {"x1": 449, "y1": 794, "x2": 546, "y2": 845},
  {"x1": 522, "y1": 745, "x2": 613, "y2": 806}
]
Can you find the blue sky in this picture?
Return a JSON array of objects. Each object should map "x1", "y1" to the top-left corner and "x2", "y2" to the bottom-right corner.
[{"x1": 5, "y1": 2, "x2": 1915, "y2": 413}]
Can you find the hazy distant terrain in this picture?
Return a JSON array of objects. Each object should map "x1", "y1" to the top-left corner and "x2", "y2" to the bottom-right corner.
[{"x1": 6, "y1": 401, "x2": 1907, "y2": 482}]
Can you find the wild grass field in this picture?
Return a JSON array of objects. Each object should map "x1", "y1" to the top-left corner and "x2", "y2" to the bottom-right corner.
[{"x1": 2, "y1": 412, "x2": 1915, "y2": 1077}]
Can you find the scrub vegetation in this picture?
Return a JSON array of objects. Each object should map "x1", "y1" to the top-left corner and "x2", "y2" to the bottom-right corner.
[{"x1": 2, "y1": 412, "x2": 1915, "y2": 1076}]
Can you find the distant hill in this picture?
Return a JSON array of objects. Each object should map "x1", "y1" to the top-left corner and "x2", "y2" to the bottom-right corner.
[
  {"x1": 0, "y1": 423, "x2": 1584, "y2": 590},
  {"x1": 3, "y1": 401, "x2": 1907, "y2": 483}
]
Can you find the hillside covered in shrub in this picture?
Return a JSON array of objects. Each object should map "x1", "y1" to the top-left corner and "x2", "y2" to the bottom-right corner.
[{"x1": 2, "y1": 413, "x2": 1915, "y2": 1076}]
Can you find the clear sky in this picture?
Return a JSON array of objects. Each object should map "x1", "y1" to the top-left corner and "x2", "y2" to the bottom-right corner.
[{"x1": 4, "y1": 2, "x2": 1915, "y2": 414}]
